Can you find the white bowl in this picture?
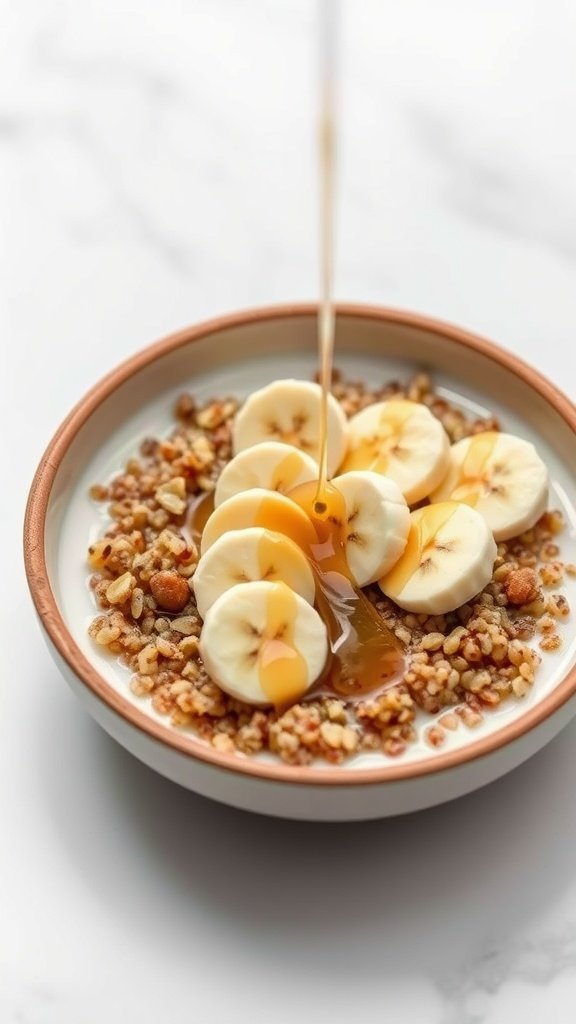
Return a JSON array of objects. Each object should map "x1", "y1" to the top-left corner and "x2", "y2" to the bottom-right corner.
[{"x1": 24, "y1": 305, "x2": 576, "y2": 820}]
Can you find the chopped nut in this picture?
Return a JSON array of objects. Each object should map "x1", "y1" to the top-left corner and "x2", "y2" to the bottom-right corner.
[
  {"x1": 425, "y1": 725, "x2": 445, "y2": 748},
  {"x1": 156, "y1": 636, "x2": 180, "y2": 659},
  {"x1": 511, "y1": 675, "x2": 530, "y2": 697},
  {"x1": 326, "y1": 700, "x2": 347, "y2": 723},
  {"x1": 197, "y1": 474, "x2": 216, "y2": 492},
  {"x1": 212, "y1": 733, "x2": 235, "y2": 753},
  {"x1": 457, "y1": 705, "x2": 483, "y2": 729},
  {"x1": 150, "y1": 570, "x2": 190, "y2": 612},
  {"x1": 89, "y1": 483, "x2": 109, "y2": 501},
  {"x1": 171, "y1": 615, "x2": 198, "y2": 635},
  {"x1": 130, "y1": 674, "x2": 155, "y2": 696},
  {"x1": 439, "y1": 712, "x2": 459, "y2": 731},
  {"x1": 341, "y1": 727, "x2": 359, "y2": 753},
  {"x1": 443, "y1": 627, "x2": 467, "y2": 655},
  {"x1": 138, "y1": 644, "x2": 158, "y2": 675},
  {"x1": 320, "y1": 721, "x2": 346, "y2": 749},
  {"x1": 504, "y1": 567, "x2": 539, "y2": 605},
  {"x1": 174, "y1": 393, "x2": 196, "y2": 421},
  {"x1": 130, "y1": 588, "x2": 144, "y2": 619},
  {"x1": 155, "y1": 477, "x2": 187, "y2": 516},
  {"x1": 158, "y1": 528, "x2": 187, "y2": 557},
  {"x1": 539, "y1": 633, "x2": 562, "y2": 652},
  {"x1": 169, "y1": 679, "x2": 192, "y2": 696},
  {"x1": 105, "y1": 571, "x2": 135, "y2": 605},
  {"x1": 87, "y1": 539, "x2": 112, "y2": 571},
  {"x1": 539, "y1": 562, "x2": 564, "y2": 587},
  {"x1": 547, "y1": 593, "x2": 570, "y2": 619},
  {"x1": 179, "y1": 635, "x2": 200, "y2": 658},
  {"x1": 95, "y1": 623, "x2": 121, "y2": 645},
  {"x1": 196, "y1": 399, "x2": 237, "y2": 430},
  {"x1": 419, "y1": 632, "x2": 445, "y2": 652}
]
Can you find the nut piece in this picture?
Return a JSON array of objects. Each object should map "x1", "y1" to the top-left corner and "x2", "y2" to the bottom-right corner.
[
  {"x1": 150, "y1": 570, "x2": 190, "y2": 612},
  {"x1": 155, "y1": 477, "x2": 187, "y2": 516},
  {"x1": 106, "y1": 571, "x2": 135, "y2": 605},
  {"x1": 504, "y1": 567, "x2": 539, "y2": 606}
]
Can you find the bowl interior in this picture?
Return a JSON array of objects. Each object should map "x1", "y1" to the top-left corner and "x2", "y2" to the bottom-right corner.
[{"x1": 43, "y1": 309, "x2": 576, "y2": 773}]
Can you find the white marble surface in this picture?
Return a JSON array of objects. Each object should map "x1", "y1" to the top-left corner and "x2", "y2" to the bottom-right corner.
[{"x1": 4, "y1": 0, "x2": 576, "y2": 1020}]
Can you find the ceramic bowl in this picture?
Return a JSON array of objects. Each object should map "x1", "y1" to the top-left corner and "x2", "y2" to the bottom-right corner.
[{"x1": 24, "y1": 305, "x2": 576, "y2": 821}]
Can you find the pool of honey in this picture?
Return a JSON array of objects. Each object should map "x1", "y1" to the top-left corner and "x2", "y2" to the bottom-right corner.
[
  {"x1": 190, "y1": 481, "x2": 404, "y2": 706},
  {"x1": 289, "y1": 481, "x2": 403, "y2": 701}
]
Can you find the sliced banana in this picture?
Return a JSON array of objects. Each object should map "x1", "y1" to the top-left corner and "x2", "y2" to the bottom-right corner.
[
  {"x1": 430, "y1": 431, "x2": 548, "y2": 542},
  {"x1": 232, "y1": 379, "x2": 348, "y2": 478},
  {"x1": 199, "y1": 580, "x2": 328, "y2": 706},
  {"x1": 200, "y1": 487, "x2": 317, "y2": 555},
  {"x1": 379, "y1": 501, "x2": 497, "y2": 615},
  {"x1": 340, "y1": 399, "x2": 450, "y2": 504},
  {"x1": 193, "y1": 526, "x2": 316, "y2": 619},
  {"x1": 330, "y1": 471, "x2": 410, "y2": 587},
  {"x1": 214, "y1": 441, "x2": 319, "y2": 508}
]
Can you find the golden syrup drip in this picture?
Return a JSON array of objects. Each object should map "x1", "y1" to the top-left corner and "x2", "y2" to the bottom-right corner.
[
  {"x1": 271, "y1": 451, "x2": 309, "y2": 494},
  {"x1": 259, "y1": 583, "x2": 309, "y2": 705},
  {"x1": 315, "y1": 107, "x2": 335, "y2": 510},
  {"x1": 254, "y1": 495, "x2": 318, "y2": 550},
  {"x1": 256, "y1": 529, "x2": 306, "y2": 587},
  {"x1": 290, "y1": 481, "x2": 403, "y2": 699},
  {"x1": 382, "y1": 502, "x2": 459, "y2": 598},
  {"x1": 195, "y1": 2, "x2": 404, "y2": 707},
  {"x1": 254, "y1": 0, "x2": 404, "y2": 702},
  {"x1": 451, "y1": 431, "x2": 499, "y2": 506},
  {"x1": 341, "y1": 400, "x2": 415, "y2": 474},
  {"x1": 199, "y1": 492, "x2": 317, "y2": 553},
  {"x1": 315, "y1": 0, "x2": 337, "y2": 514}
]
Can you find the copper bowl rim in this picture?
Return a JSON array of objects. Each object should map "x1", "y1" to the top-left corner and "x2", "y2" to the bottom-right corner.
[{"x1": 23, "y1": 303, "x2": 576, "y2": 787}]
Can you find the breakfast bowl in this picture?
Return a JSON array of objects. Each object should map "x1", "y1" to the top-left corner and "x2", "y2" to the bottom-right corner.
[{"x1": 24, "y1": 304, "x2": 576, "y2": 821}]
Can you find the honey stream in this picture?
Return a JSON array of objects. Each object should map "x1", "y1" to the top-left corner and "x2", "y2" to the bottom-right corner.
[
  {"x1": 191, "y1": 2, "x2": 404, "y2": 705},
  {"x1": 290, "y1": 481, "x2": 402, "y2": 699},
  {"x1": 299, "y1": 0, "x2": 402, "y2": 701}
]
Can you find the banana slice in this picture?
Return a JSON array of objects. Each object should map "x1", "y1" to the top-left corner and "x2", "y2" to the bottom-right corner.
[
  {"x1": 200, "y1": 487, "x2": 317, "y2": 555},
  {"x1": 193, "y1": 527, "x2": 316, "y2": 619},
  {"x1": 340, "y1": 399, "x2": 450, "y2": 504},
  {"x1": 199, "y1": 580, "x2": 328, "y2": 706},
  {"x1": 214, "y1": 441, "x2": 319, "y2": 508},
  {"x1": 330, "y1": 471, "x2": 410, "y2": 586},
  {"x1": 379, "y1": 501, "x2": 496, "y2": 615},
  {"x1": 232, "y1": 379, "x2": 347, "y2": 477},
  {"x1": 430, "y1": 431, "x2": 548, "y2": 542}
]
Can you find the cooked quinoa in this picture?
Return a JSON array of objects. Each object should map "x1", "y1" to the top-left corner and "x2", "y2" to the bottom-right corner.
[{"x1": 86, "y1": 371, "x2": 571, "y2": 765}]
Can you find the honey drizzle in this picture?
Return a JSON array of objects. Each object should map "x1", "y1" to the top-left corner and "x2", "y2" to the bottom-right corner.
[
  {"x1": 305, "y1": 0, "x2": 402, "y2": 701},
  {"x1": 259, "y1": 583, "x2": 309, "y2": 705},
  {"x1": 341, "y1": 400, "x2": 415, "y2": 474},
  {"x1": 451, "y1": 431, "x2": 499, "y2": 506},
  {"x1": 191, "y1": 2, "x2": 404, "y2": 707},
  {"x1": 382, "y1": 502, "x2": 459, "y2": 597},
  {"x1": 271, "y1": 451, "x2": 309, "y2": 494},
  {"x1": 290, "y1": 481, "x2": 403, "y2": 700},
  {"x1": 315, "y1": 0, "x2": 337, "y2": 514}
]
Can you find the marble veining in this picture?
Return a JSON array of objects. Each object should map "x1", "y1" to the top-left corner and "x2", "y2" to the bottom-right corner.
[{"x1": 439, "y1": 927, "x2": 576, "y2": 1024}]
